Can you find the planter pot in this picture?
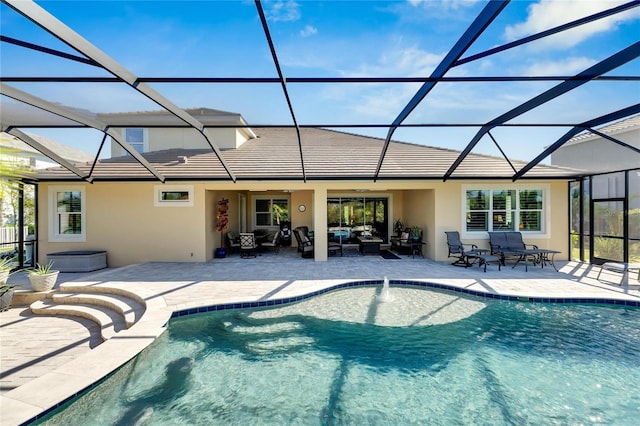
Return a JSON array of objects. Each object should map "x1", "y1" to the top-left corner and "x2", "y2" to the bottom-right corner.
[
  {"x1": 215, "y1": 247, "x2": 227, "y2": 258},
  {"x1": 0, "y1": 288, "x2": 14, "y2": 311},
  {"x1": 0, "y1": 270, "x2": 9, "y2": 285},
  {"x1": 29, "y1": 271, "x2": 60, "y2": 292}
]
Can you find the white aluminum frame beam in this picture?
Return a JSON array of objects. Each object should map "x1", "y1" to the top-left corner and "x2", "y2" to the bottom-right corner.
[
  {"x1": 1, "y1": 83, "x2": 166, "y2": 182},
  {"x1": 5, "y1": 0, "x2": 236, "y2": 182},
  {"x1": 1, "y1": 126, "x2": 92, "y2": 181}
]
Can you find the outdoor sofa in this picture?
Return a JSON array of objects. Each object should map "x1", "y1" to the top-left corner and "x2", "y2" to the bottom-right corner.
[{"x1": 488, "y1": 231, "x2": 538, "y2": 266}]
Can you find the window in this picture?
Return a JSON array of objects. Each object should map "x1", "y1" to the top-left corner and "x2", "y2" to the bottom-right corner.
[
  {"x1": 464, "y1": 186, "x2": 547, "y2": 235},
  {"x1": 254, "y1": 197, "x2": 289, "y2": 228},
  {"x1": 124, "y1": 128, "x2": 147, "y2": 153},
  {"x1": 48, "y1": 186, "x2": 86, "y2": 242},
  {"x1": 154, "y1": 185, "x2": 193, "y2": 207}
]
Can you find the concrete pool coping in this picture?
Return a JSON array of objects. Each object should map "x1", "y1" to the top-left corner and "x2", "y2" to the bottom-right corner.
[{"x1": 2, "y1": 256, "x2": 640, "y2": 425}]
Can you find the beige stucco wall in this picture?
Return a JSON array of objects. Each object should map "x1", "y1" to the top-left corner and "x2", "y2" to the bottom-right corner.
[
  {"x1": 551, "y1": 127, "x2": 640, "y2": 173},
  {"x1": 110, "y1": 127, "x2": 247, "y2": 157},
  {"x1": 36, "y1": 179, "x2": 569, "y2": 267},
  {"x1": 38, "y1": 182, "x2": 209, "y2": 267}
]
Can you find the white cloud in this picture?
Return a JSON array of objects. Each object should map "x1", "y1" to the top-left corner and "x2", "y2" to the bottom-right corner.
[
  {"x1": 504, "y1": 0, "x2": 639, "y2": 49},
  {"x1": 265, "y1": 0, "x2": 301, "y2": 22},
  {"x1": 300, "y1": 25, "x2": 317, "y2": 37},
  {"x1": 336, "y1": 47, "x2": 444, "y2": 119},
  {"x1": 407, "y1": 0, "x2": 479, "y2": 10},
  {"x1": 520, "y1": 56, "x2": 597, "y2": 76},
  {"x1": 350, "y1": 46, "x2": 443, "y2": 78}
]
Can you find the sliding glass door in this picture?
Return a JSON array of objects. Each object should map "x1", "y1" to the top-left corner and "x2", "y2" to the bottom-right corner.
[{"x1": 327, "y1": 197, "x2": 389, "y2": 244}]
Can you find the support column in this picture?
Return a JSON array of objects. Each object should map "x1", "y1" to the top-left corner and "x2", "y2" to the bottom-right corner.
[{"x1": 313, "y1": 188, "x2": 328, "y2": 261}]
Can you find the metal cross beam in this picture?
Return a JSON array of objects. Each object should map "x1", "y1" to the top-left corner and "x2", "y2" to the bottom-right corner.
[
  {"x1": 4, "y1": 0, "x2": 237, "y2": 182},
  {"x1": 1, "y1": 83, "x2": 166, "y2": 182},
  {"x1": 2, "y1": 127, "x2": 93, "y2": 182},
  {"x1": 373, "y1": 0, "x2": 509, "y2": 181},
  {"x1": 255, "y1": 0, "x2": 306, "y2": 182},
  {"x1": 513, "y1": 103, "x2": 640, "y2": 180},
  {"x1": 455, "y1": 1, "x2": 640, "y2": 66},
  {"x1": 444, "y1": 41, "x2": 640, "y2": 181}
]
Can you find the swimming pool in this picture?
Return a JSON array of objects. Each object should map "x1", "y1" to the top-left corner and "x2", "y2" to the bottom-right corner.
[{"x1": 40, "y1": 285, "x2": 640, "y2": 425}]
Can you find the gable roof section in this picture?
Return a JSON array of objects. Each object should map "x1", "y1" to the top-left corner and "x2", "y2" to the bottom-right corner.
[{"x1": 35, "y1": 127, "x2": 580, "y2": 182}]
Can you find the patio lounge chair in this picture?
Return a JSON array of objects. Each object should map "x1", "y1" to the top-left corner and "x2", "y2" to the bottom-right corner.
[
  {"x1": 293, "y1": 229, "x2": 314, "y2": 258},
  {"x1": 445, "y1": 231, "x2": 479, "y2": 267},
  {"x1": 239, "y1": 233, "x2": 259, "y2": 258},
  {"x1": 488, "y1": 231, "x2": 537, "y2": 265}
]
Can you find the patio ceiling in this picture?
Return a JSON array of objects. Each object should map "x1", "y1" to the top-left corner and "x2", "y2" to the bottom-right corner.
[{"x1": 1, "y1": 0, "x2": 639, "y2": 183}]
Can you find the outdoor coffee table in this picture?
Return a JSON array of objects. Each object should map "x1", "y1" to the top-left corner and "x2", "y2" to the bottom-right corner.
[
  {"x1": 513, "y1": 249, "x2": 560, "y2": 272},
  {"x1": 358, "y1": 237, "x2": 383, "y2": 255}
]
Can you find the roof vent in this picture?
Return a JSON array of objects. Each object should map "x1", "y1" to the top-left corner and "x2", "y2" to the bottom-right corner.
[{"x1": 177, "y1": 156, "x2": 188, "y2": 164}]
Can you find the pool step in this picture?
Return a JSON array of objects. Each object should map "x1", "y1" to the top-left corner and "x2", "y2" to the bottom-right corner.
[
  {"x1": 51, "y1": 292, "x2": 144, "y2": 328},
  {"x1": 28, "y1": 286, "x2": 147, "y2": 342},
  {"x1": 30, "y1": 299, "x2": 127, "y2": 341}
]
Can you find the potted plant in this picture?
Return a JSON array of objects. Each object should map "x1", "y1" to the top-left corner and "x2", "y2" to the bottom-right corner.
[
  {"x1": 410, "y1": 226, "x2": 422, "y2": 241},
  {"x1": 28, "y1": 260, "x2": 59, "y2": 292},
  {"x1": 393, "y1": 219, "x2": 404, "y2": 237},
  {"x1": 215, "y1": 198, "x2": 229, "y2": 258},
  {"x1": 0, "y1": 257, "x2": 13, "y2": 285},
  {"x1": 0, "y1": 284, "x2": 15, "y2": 311}
]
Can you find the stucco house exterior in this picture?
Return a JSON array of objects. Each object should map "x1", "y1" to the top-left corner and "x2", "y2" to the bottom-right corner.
[
  {"x1": 551, "y1": 115, "x2": 640, "y2": 174},
  {"x1": 33, "y1": 108, "x2": 580, "y2": 268}
]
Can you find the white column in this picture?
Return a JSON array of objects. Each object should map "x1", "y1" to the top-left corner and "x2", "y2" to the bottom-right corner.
[{"x1": 313, "y1": 187, "x2": 328, "y2": 261}]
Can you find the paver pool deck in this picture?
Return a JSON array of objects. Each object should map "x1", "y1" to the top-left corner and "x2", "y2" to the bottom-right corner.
[{"x1": 2, "y1": 250, "x2": 639, "y2": 425}]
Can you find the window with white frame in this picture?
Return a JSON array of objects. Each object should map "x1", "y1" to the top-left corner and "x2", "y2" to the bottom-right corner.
[
  {"x1": 254, "y1": 197, "x2": 289, "y2": 228},
  {"x1": 124, "y1": 128, "x2": 147, "y2": 153},
  {"x1": 464, "y1": 186, "x2": 546, "y2": 234},
  {"x1": 154, "y1": 185, "x2": 194, "y2": 207},
  {"x1": 49, "y1": 186, "x2": 86, "y2": 242}
]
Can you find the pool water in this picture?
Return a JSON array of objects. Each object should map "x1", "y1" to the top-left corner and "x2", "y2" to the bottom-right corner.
[{"x1": 41, "y1": 286, "x2": 640, "y2": 425}]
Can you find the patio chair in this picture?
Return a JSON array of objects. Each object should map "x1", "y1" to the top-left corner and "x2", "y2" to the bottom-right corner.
[
  {"x1": 293, "y1": 229, "x2": 314, "y2": 258},
  {"x1": 239, "y1": 233, "x2": 259, "y2": 258},
  {"x1": 328, "y1": 241, "x2": 343, "y2": 257},
  {"x1": 445, "y1": 231, "x2": 478, "y2": 267},
  {"x1": 226, "y1": 231, "x2": 241, "y2": 254},
  {"x1": 260, "y1": 231, "x2": 280, "y2": 254}
]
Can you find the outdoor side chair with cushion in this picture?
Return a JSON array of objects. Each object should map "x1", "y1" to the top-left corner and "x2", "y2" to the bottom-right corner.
[
  {"x1": 239, "y1": 232, "x2": 259, "y2": 258},
  {"x1": 226, "y1": 231, "x2": 241, "y2": 254},
  {"x1": 445, "y1": 231, "x2": 479, "y2": 267},
  {"x1": 293, "y1": 229, "x2": 314, "y2": 258},
  {"x1": 488, "y1": 231, "x2": 537, "y2": 266},
  {"x1": 390, "y1": 229, "x2": 412, "y2": 254},
  {"x1": 295, "y1": 226, "x2": 310, "y2": 238},
  {"x1": 260, "y1": 231, "x2": 280, "y2": 254}
]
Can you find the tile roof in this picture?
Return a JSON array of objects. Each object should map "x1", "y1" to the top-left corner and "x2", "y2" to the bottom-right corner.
[
  {"x1": 566, "y1": 114, "x2": 640, "y2": 145},
  {"x1": 1, "y1": 132, "x2": 94, "y2": 164},
  {"x1": 36, "y1": 127, "x2": 581, "y2": 181}
]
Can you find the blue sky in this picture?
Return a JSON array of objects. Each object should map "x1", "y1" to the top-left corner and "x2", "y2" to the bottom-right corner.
[{"x1": 1, "y1": 0, "x2": 638, "y2": 162}]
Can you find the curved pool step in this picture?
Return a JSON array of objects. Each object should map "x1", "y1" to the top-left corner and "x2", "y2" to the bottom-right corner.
[
  {"x1": 30, "y1": 299, "x2": 127, "y2": 341},
  {"x1": 59, "y1": 283, "x2": 147, "y2": 306},
  {"x1": 51, "y1": 292, "x2": 144, "y2": 328}
]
